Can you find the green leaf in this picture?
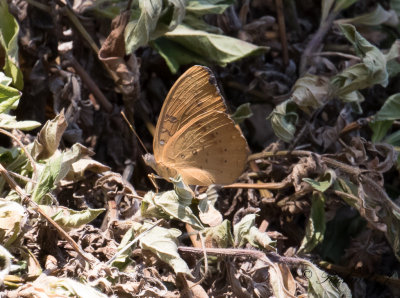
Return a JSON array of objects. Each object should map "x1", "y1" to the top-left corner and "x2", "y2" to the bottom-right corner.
[
  {"x1": 170, "y1": 175, "x2": 194, "y2": 206},
  {"x1": 385, "y1": 130, "x2": 400, "y2": 146},
  {"x1": 375, "y1": 93, "x2": 400, "y2": 121},
  {"x1": 335, "y1": 4, "x2": 398, "y2": 27},
  {"x1": 331, "y1": 24, "x2": 388, "y2": 102},
  {"x1": 385, "y1": 40, "x2": 400, "y2": 78},
  {"x1": 268, "y1": 99, "x2": 298, "y2": 143},
  {"x1": 152, "y1": 37, "x2": 208, "y2": 73},
  {"x1": 291, "y1": 75, "x2": 330, "y2": 115},
  {"x1": 0, "y1": 83, "x2": 21, "y2": 113},
  {"x1": 31, "y1": 112, "x2": 68, "y2": 161},
  {"x1": 202, "y1": 219, "x2": 233, "y2": 248},
  {"x1": 230, "y1": 103, "x2": 253, "y2": 124},
  {"x1": 333, "y1": 0, "x2": 358, "y2": 12},
  {"x1": 141, "y1": 190, "x2": 203, "y2": 229},
  {"x1": 0, "y1": 114, "x2": 40, "y2": 131},
  {"x1": 0, "y1": 72, "x2": 12, "y2": 86},
  {"x1": 369, "y1": 93, "x2": 400, "y2": 142},
  {"x1": 157, "y1": 25, "x2": 267, "y2": 73},
  {"x1": 124, "y1": 0, "x2": 186, "y2": 53},
  {"x1": 233, "y1": 214, "x2": 276, "y2": 250},
  {"x1": 301, "y1": 259, "x2": 352, "y2": 298},
  {"x1": 185, "y1": 0, "x2": 234, "y2": 15},
  {"x1": 132, "y1": 222, "x2": 192, "y2": 276},
  {"x1": 31, "y1": 154, "x2": 63, "y2": 204},
  {"x1": 303, "y1": 170, "x2": 336, "y2": 192},
  {"x1": 370, "y1": 120, "x2": 393, "y2": 143},
  {"x1": 299, "y1": 193, "x2": 326, "y2": 253},
  {"x1": 0, "y1": 0, "x2": 23, "y2": 89},
  {"x1": 39, "y1": 205, "x2": 105, "y2": 230}
]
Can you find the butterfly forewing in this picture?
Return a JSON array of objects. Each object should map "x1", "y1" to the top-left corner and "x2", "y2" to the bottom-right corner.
[{"x1": 154, "y1": 66, "x2": 227, "y2": 160}]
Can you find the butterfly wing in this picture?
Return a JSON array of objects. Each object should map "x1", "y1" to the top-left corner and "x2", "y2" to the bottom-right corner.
[
  {"x1": 160, "y1": 110, "x2": 248, "y2": 186},
  {"x1": 153, "y1": 65, "x2": 226, "y2": 161}
]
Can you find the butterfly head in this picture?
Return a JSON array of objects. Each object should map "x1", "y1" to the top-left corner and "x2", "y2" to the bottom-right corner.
[{"x1": 143, "y1": 153, "x2": 178, "y2": 182}]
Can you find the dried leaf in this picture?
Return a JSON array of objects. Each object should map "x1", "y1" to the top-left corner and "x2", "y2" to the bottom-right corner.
[
  {"x1": 198, "y1": 185, "x2": 223, "y2": 226},
  {"x1": 31, "y1": 112, "x2": 68, "y2": 161},
  {"x1": 202, "y1": 219, "x2": 233, "y2": 248},
  {"x1": 10, "y1": 274, "x2": 107, "y2": 297},
  {"x1": 291, "y1": 75, "x2": 330, "y2": 115},
  {"x1": 233, "y1": 214, "x2": 276, "y2": 250},
  {"x1": 0, "y1": 199, "x2": 26, "y2": 246},
  {"x1": 301, "y1": 259, "x2": 352, "y2": 297},
  {"x1": 0, "y1": 245, "x2": 12, "y2": 285},
  {"x1": 67, "y1": 158, "x2": 111, "y2": 180}
]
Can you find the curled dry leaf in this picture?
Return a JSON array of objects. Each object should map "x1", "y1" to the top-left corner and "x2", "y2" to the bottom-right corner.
[
  {"x1": 98, "y1": 11, "x2": 140, "y2": 105},
  {"x1": 291, "y1": 74, "x2": 330, "y2": 115},
  {"x1": 31, "y1": 111, "x2": 67, "y2": 161},
  {"x1": 0, "y1": 199, "x2": 26, "y2": 246}
]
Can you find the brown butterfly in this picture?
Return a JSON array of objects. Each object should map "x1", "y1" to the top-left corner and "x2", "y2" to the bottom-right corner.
[{"x1": 144, "y1": 65, "x2": 248, "y2": 186}]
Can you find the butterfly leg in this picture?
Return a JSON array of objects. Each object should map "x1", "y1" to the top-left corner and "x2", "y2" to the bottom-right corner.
[{"x1": 147, "y1": 173, "x2": 160, "y2": 193}]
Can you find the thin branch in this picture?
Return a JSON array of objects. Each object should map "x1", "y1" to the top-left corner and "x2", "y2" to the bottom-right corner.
[
  {"x1": 0, "y1": 128, "x2": 38, "y2": 182},
  {"x1": 0, "y1": 163, "x2": 95, "y2": 264}
]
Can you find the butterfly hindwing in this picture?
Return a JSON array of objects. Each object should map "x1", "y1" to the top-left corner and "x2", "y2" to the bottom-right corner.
[{"x1": 161, "y1": 110, "x2": 248, "y2": 185}]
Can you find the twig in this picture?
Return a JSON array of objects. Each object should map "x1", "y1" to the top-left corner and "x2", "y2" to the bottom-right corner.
[
  {"x1": 299, "y1": 11, "x2": 339, "y2": 74},
  {"x1": 319, "y1": 260, "x2": 400, "y2": 288},
  {"x1": 0, "y1": 163, "x2": 95, "y2": 264},
  {"x1": 63, "y1": 52, "x2": 113, "y2": 113},
  {"x1": 311, "y1": 51, "x2": 361, "y2": 61},
  {"x1": 178, "y1": 246, "x2": 304, "y2": 267},
  {"x1": 25, "y1": 0, "x2": 51, "y2": 13},
  {"x1": 0, "y1": 128, "x2": 38, "y2": 182},
  {"x1": 223, "y1": 182, "x2": 289, "y2": 190},
  {"x1": 275, "y1": 0, "x2": 289, "y2": 66}
]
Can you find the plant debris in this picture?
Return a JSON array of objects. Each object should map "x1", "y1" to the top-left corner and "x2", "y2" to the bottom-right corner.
[{"x1": 0, "y1": 0, "x2": 400, "y2": 297}]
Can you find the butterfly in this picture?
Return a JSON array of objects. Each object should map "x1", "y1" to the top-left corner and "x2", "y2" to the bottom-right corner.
[{"x1": 143, "y1": 65, "x2": 248, "y2": 186}]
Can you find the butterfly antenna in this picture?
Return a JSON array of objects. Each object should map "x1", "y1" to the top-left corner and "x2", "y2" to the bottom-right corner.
[{"x1": 121, "y1": 111, "x2": 149, "y2": 154}]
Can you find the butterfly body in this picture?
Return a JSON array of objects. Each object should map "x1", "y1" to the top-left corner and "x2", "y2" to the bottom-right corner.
[{"x1": 144, "y1": 65, "x2": 248, "y2": 186}]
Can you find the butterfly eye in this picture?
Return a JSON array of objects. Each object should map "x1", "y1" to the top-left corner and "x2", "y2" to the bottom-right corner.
[
  {"x1": 180, "y1": 153, "x2": 185, "y2": 159},
  {"x1": 192, "y1": 149, "x2": 198, "y2": 155},
  {"x1": 159, "y1": 140, "x2": 165, "y2": 146}
]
